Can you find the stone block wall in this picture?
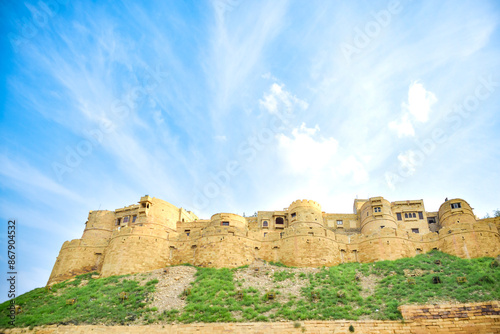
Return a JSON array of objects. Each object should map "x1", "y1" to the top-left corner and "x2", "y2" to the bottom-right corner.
[
  {"x1": 47, "y1": 239, "x2": 107, "y2": 284},
  {"x1": 3, "y1": 302, "x2": 499, "y2": 333},
  {"x1": 398, "y1": 301, "x2": 499, "y2": 320},
  {"x1": 47, "y1": 196, "x2": 500, "y2": 285}
]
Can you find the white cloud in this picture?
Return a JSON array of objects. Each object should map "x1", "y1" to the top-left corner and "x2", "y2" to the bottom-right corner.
[
  {"x1": 208, "y1": 1, "x2": 288, "y2": 114},
  {"x1": 338, "y1": 156, "x2": 369, "y2": 184},
  {"x1": 388, "y1": 113, "x2": 415, "y2": 138},
  {"x1": 277, "y1": 123, "x2": 338, "y2": 174},
  {"x1": 3, "y1": 0, "x2": 500, "y2": 301},
  {"x1": 389, "y1": 81, "x2": 437, "y2": 137},
  {"x1": 259, "y1": 83, "x2": 309, "y2": 114},
  {"x1": 405, "y1": 81, "x2": 437, "y2": 122}
]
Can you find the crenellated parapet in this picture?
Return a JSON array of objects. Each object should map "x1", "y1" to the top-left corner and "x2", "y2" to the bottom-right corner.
[{"x1": 288, "y1": 199, "x2": 322, "y2": 211}]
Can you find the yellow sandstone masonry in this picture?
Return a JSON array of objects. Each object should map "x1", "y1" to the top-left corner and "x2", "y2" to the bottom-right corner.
[
  {"x1": 3, "y1": 302, "x2": 498, "y2": 333},
  {"x1": 47, "y1": 196, "x2": 500, "y2": 285}
]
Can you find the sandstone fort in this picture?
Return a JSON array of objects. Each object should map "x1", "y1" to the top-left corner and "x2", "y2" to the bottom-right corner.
[{"x1": 48, "y1": 196, "x2": 500, "y2": 285}]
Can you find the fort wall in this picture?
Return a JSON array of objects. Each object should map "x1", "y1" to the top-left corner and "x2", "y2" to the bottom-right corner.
[
  {"x1": 47, "y1": 196, "x2": 500, "y2": 285},
  {"x1": 47, "y1": 239, "x2": 108, "y2": 283}
]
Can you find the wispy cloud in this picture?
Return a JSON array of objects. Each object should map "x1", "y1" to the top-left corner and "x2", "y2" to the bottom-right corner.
[
  {"x1": 0, "y1": 154, "x2": 84, "y2": 204},
  {"x1": 1, "y1": 0, "x2": 499, "y2": 301}
]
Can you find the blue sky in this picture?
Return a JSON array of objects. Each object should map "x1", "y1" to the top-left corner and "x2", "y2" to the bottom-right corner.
[{"x1": 1, "y1": 0, "x2": 499, "y2": 300}]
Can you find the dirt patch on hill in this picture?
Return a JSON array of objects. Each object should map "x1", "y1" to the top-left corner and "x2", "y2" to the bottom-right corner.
[
  {"x1": 359, "y1": 274, "x2": 379, "y2": 298},
  {"x1": 132, "y1": 266, "x2": 197, "y2": 313},
  {"x1": 233, "y1": 260, "x2": 321, "y2": 303}
]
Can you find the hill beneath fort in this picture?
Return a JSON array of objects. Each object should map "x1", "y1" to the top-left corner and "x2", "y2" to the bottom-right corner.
[{"x1": 2, "y1": 250, "x2": 499, "y2": 329}]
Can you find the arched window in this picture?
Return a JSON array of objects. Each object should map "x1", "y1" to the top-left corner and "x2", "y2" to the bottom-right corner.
[{"x1": 262, "y1": 220, "x2": 269, "y2": 227}]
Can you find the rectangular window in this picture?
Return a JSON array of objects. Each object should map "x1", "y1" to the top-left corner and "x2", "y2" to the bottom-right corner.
[
  {"x1": 291, "y1": 213, "x2": 296, "y2": 218},
  {"x1": 185, "y1": 229, "x2": 190, "y2": 236},
  {"x1": 374, "y1": 207, "x2": 381, "y2": 213},
  {"x1": 132, "y1": 215, "x2": 137, "y2": 223},
  {"x1": 396, "y1": 213, "x2": 402, "y2": 221},
  {"x1": 221, "y1": 221, "x2": 229, "y2": 226},
  {"x1": 451, "y1": 203, "x2": 461, "y2": 209},
  {"x1": 264, "y1": 232, "x2": 267, "y2": 238},
  {"x1": 123, "y1": 216, "x2": 129, "y2": 223},
  {"x1": 380, "y1": 226, "x2": 385, "y2": 229},
  {"x1": 411, "y1": 228, "x2": 419, "y2": 234},
  {"x1": 418, "y1": 212, "x2": 424, "y2": 220},
  {"x1": 116, "y1": 218, "x2": 121, "y2": 225},
  {"x1": 337, "y1": 220, "x2": 343, "y2": 225}
]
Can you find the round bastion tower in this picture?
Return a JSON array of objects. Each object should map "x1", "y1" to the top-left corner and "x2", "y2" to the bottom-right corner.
[
  {"x1": 287, "y1": 199, "x2": 324, "y2": 228},
  {"x1": 189, "y1": 213, "x2": 253, "y2": 268},
  {"x1": 279, "y1": 200, "x2": 340, "y2": 267},
  {"x1": 209, "y1": 213, "x2": 248, "y2": 232},
  {"x1": 100, "y1": 196, "x2": 173, "y2": 277},
  {"x1": 81, "y1": 210, "x2": 115, "y2": 241},
  {"x1": 360, "y1": 197, "x2": 397, "y2": 235},
  {"x1": 47, "y1": 210, "x2": 115, "y2": 285},
  {"x1": 438, "y1": 198, "x2": 476, "y2": 228}
]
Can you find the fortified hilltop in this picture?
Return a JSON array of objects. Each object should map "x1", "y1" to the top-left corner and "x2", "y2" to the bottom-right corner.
[{"x1": 47, "y1": 196, "x2": 500, "y2": 285}]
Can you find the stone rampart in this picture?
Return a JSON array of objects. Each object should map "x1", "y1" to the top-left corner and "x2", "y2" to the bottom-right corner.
[{"x1": 3, "y1": 301, "x2": 499, "y2": 333}]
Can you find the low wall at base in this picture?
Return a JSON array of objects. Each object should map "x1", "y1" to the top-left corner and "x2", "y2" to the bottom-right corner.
[
  {"x1": 2, "y1": 317, "x2": 499, "y2": 334},
  {"x1": 3, "y1": 302, "x2": 498, "y2": 334},
  {"x1": 399, "y1": 301, "x2": 499, "y2": 320}
]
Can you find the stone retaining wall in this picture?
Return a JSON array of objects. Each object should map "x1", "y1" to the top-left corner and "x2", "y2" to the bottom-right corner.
[
  {"x1": 399, "y1": 301, "x2": 499, "y2": 320},
  {"x1": 3, "y1": 302, "x2": 499, "y2": 334}
]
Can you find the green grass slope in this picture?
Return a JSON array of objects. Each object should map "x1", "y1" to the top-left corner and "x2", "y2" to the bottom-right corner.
[
  {"x1": 0, "y1": 272, "x2": 159, "y2": 328},
  {"x1": 1, "y1": 250, "x2": 499, "y2": 328}
]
